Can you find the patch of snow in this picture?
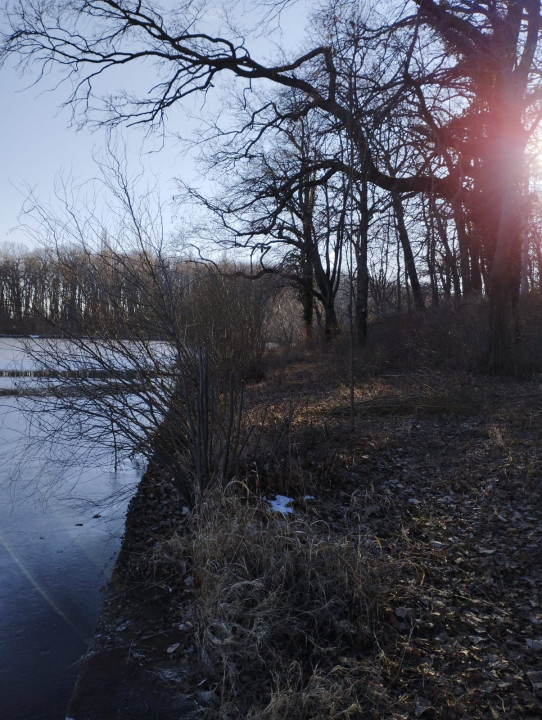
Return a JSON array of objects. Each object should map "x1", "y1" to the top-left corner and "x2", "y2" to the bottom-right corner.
[{"x1": 267, "y1": 494, "x2": 295, "y2": 515}]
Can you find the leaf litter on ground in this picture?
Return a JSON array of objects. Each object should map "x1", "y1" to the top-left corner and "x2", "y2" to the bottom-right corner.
[{"x1": 86, "y1": 366, "x2": 542, "y2": 719}]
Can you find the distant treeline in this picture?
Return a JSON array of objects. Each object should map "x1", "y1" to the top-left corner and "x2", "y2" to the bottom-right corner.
[
  {"x1": 0, "y1": 244, "x2": 279, "y2": 381},
  {"x1": 0, "y1": 245, "x2": 198, "y2": 336},
  {"x1": 0, "y1": 241, "x2": 451, "y2": 342}
]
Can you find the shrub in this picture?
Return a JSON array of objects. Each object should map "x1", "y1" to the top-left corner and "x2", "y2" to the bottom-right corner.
[{"x1": 181, "y1": 267, "x2": 274, "y2": 383}]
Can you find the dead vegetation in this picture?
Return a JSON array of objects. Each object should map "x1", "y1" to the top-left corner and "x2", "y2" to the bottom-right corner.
[
  {"x1": 70, "y1": 351, "x2": 542, "y2": 719},
  {"x1": 189, "y1": 489, "x2": 395, "y2": 719},
  {"x1": 189, "y1": 362, "x2": 542, "y2": 718}
]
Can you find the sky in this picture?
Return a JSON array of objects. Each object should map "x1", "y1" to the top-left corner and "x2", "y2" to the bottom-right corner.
[
  {"x1": 0, "y1": 57, "x2": 198, "y2": 250},
  {"x1": 0, "y1": 1, "x2": 309, "y2": 252}
]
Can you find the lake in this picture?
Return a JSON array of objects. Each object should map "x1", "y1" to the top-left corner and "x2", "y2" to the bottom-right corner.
[{"x1": 0, "y1": 338, "x2": 142, "y2": 719}]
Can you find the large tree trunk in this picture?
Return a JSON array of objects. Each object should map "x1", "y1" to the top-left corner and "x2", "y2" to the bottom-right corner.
[
  {"x1": 323, "y1": 300, "x2": 340, "y2": 339},
  {"x1": 307, "y1": 240, "x2": 340, "y2": 342},
  {"x1": 299, "y1": 167, "x2": 317, "y2": 340},
  {"x1": 469, "y1": 237, "x2": 483, "y2": 295},
  {"x1": 487, "y1": 283, "x2": 519, "y2": 374},
  {"x1": 434, "y1": 205, "x2": 461, "y2": 299},
  {"x1": 355, "y1": 247, "x2": 369, "y2": 345},
  {"x1": 453, "y1": 203, "x2": 474, "y2": 297},
  {"x1": 485, "y1": 197, "x2": 523, "y2": 374},
  {"x1": 300, "y1": 249, "x2": 314, "y2": 340},
  {"x1": 482, "y1": 138, "x2": 524, "y2": 372},
  {"x1": 480, "y1": 80, "x2": 526, "y2": 373}
]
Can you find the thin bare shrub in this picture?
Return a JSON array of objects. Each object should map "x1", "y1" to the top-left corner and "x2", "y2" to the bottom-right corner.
[
  {"x1": 153, "y1": 351, "x2": 250, "y2": 507},
  {"x1": 15, "y1": 155, "x2": 258, "y2": 508},
  {"x1": 181, "y1": 266, "x2": 274, "y2": 383}
]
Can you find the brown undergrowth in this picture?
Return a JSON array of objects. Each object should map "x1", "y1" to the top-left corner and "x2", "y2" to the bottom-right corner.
[
  {"x1": 188, "y1": 487, "x2": 400, "y2": 719},
  {"x1": 70, "y1": 353, "x2": 542, "y2": 719},
  {"x1": 187, "y1": 360, "x2": 542, "y2": 718}
]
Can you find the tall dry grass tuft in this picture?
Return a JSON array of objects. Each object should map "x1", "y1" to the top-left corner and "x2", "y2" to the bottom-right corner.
[
  {"x1": 250, "y1": 665, "x2": 372, "y2": 720},
  {"x1": 188, "y1": 488, "x2": 396, "y2": 718}
]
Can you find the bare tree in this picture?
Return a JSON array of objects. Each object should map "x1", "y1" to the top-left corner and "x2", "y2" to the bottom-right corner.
[
  {"x1": 3, "y1": 0, "x2": 542, "y2": 370},
  {"x1": 185, "y1": 90, "x2": 349, "y2": 339}
]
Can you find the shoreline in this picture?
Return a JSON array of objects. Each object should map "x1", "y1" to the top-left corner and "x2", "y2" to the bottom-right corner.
[{"x1": 66, "y1": 468, "x2": 201, "y2": 720}]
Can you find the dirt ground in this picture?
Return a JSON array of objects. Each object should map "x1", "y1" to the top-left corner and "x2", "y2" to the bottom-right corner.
[{"x1": 67, "y1": 362, "x2": 542, "y2": 719}]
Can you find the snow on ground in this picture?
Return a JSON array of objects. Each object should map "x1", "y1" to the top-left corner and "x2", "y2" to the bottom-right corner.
[{"x1": 266, "y1": 494, "x2": 295, "y2": 514}]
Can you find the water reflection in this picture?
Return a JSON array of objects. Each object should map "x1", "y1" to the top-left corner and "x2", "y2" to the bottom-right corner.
[{"x1": 0, "y1": 348, "x2": 141, "y2": 719}]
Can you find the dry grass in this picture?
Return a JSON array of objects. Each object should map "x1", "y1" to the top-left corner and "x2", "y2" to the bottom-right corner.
[
  {"x1": 332, "y1": 386, "x2": 485, "y2": 418},
  {"x1": 104, "y1": 352, "x2": 542, "y2": 719},
  {"x1": 184, "y1": 486, "x2": 400, "y2": 719}
]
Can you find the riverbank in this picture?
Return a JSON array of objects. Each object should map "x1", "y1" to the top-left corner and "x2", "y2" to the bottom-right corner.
[
  {"x1": 67, "y1": 359, "x2": 542, "y2": 719},
  {"x1": 66, "y1": 467, "x2": 202, "y2": 720}
]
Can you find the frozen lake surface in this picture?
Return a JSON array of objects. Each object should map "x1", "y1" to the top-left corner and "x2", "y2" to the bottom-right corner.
[{"x1": 0, "y1": 339, "x2": 142, "y2": 719}]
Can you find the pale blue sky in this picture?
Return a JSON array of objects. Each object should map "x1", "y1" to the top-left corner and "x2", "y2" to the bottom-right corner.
[
  {"x1": 0, "y1": 1, "x2": 309, "y2": 251},
  {"x1": 0, "y1": 57, "x2": 197, "y2": 249}
]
